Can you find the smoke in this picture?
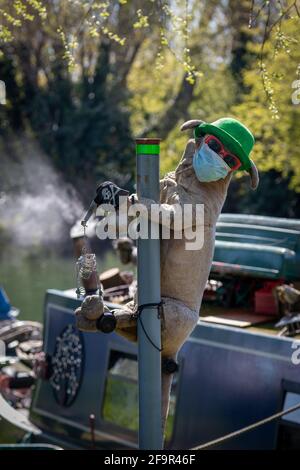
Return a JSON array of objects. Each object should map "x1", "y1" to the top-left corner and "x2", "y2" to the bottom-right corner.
[{"x1": 0, "y1": 137, "x2": 84, "y2": 248}]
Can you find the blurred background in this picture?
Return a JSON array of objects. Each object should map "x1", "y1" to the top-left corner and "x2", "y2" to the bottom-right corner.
[{"x1": 0, "y1": 0, "x2": 299, "y2": 321}]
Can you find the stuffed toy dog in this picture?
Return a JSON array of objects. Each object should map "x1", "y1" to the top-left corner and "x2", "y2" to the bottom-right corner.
[{"x1": 76, "y1": 117, "x2": 259, "y2": 438}]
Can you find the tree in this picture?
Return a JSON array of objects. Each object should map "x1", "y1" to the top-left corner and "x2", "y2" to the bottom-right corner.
[
  {"x1": 233, "y1": 15, "x2": 300, "y2": 191},
  {"x1": 1, "y1": 0, "x2": 300, "y2": 218}
]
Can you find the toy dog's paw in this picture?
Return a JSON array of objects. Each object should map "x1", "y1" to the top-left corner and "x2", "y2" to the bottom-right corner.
[
  {"x1": 75, "y1": 308, "x2": 98, "y2": 332},
  {"x1": 113, "y1": 309, "x2": 137, "y2": 329},
  {"x1": 79, "y1": 294, "x2": 104, "y2": 320}
]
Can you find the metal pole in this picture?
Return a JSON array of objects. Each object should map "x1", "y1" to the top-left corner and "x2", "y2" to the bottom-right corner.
[{"x1": 136, "y1": 138, "x2": 162, "y2": 450}]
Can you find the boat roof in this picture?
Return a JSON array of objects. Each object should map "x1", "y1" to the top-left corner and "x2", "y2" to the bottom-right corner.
[{"x1": 214, "y1": 214, "x2": 300, "y2": 280}]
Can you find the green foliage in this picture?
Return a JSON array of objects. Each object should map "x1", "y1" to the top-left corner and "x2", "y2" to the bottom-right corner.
[
  {"x1": 0, "y1": 1, "x2": 201, "y2": 80},
  {"x1": 233, "y1": 17, "x2": 300, "y2": 191},
  {"x1": 0, "y1": 0, "x2": 300, "y2": 216},
  {"x1": 127, "y1": 42, "x2": 183, "y2": 137},
  {"x1": 0, "y1": 0, "x2": 46, "y2": 45},
  {"x1": 0, "y1": 1, "x2": 135, "y2": 188},
  {"x1": 161, "y1": 66, "x2": 238, "y2": 175}
]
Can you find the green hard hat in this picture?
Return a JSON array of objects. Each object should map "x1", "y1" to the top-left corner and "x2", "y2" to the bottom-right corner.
[{"x1": 194, "y1": 117, "x2": 255, "y2": 171}]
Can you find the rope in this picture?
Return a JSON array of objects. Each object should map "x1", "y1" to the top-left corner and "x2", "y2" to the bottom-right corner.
[
  {"x1": 135, "y1": 302, "x2": 164, "y2": 352},
  {"x1": 191, "y1": 401, "x2": 300, "y2": 450}
]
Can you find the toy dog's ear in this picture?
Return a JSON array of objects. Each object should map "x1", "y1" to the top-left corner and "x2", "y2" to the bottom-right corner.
[
  {"x1": 180, "y1": 119, "x2": 204, "y2": 131},
  {"x1": 180, "y1": 120, "x2": 204, "y2": 147},
  {"x1": 247, "y1": 160, "x2": 259, "y2": 190}
]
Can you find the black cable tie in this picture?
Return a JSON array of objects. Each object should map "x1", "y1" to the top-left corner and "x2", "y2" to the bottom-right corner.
[
  {"x1": 136, "y1": 301, "x2": 164, "y2": 318},
  {"x1": 135, "y1": 301, "x2": 164, "y2": 352}
]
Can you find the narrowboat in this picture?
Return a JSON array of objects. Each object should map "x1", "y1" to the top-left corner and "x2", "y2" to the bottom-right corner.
[{"x1": 1, "y1": 213, "x2": 300, "y2": 450}]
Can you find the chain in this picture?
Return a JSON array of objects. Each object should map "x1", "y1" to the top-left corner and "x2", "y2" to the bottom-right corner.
[{"x1": 75, "y1": 225, "x2": 97, "y2": 299}]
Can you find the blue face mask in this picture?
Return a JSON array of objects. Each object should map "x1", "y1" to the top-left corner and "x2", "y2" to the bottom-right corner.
[{"x1": 192, "y1": 142, "x2": 230, "y2": 182}]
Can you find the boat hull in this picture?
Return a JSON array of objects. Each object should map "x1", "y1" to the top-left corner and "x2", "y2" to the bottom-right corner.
[{"x1": 24, "y1": 289, "x2": 300, "y2": 449}]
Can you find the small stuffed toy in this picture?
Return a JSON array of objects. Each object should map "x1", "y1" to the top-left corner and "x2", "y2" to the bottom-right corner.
[{"x1": 76, "y1": 117, "x2": 259, "y2": 438}]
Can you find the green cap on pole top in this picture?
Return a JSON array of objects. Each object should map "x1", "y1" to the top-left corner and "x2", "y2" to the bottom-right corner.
[{"x1": 136, "y1": 138, "x2": 161, "y2": 156}]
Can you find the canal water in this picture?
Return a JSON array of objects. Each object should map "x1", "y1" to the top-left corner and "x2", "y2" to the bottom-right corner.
[{"x1": 0, "y1": 248, "x2": 122, "y2": 322}]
